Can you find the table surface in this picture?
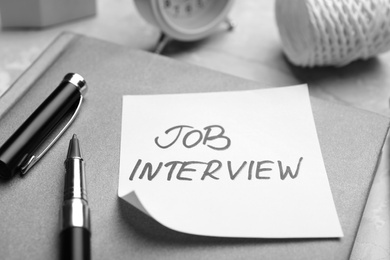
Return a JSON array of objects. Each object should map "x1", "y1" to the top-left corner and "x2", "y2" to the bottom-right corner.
[{"x1": 0, "y1": 0, "x2": 389, "y2": 259}]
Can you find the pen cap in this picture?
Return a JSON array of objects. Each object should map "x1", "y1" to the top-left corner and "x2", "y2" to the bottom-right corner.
[
  {"x1": 0, "y1": 73, "x2": 87, "y2": 179},
  {"x1": 63, "y1": 73, "x2": 87, "y2": 96}
]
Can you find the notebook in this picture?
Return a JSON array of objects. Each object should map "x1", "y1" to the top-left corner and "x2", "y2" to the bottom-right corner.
[{"x1": 0, "y1": 32, "x2": 388, "y2": 260}]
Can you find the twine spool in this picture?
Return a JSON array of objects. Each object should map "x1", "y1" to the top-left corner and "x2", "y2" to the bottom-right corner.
[{"x1": 275, "y1": 0, "x2": 390, "y2": 67}]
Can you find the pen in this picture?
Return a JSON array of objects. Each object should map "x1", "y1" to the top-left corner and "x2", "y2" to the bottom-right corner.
[
  {"x1": 60, "y1": 134, "x2": 91, "y2": 260},
  {"x1": 0, "y1": 73, "x2": 87, "y2": 179}
]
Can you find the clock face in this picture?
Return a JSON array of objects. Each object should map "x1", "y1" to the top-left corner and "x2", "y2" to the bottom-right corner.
[
  {"x1": 136, "y1": 0, "x2": 234, "y2": 41},
  {"x1": 162, "y1": 0, "x2": 213, "y2": 19},
  {"x1": 157, "y1": 0, "x2": 230, "y2": 32}
]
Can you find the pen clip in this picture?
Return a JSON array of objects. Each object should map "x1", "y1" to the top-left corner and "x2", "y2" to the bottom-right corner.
[{"x1": 20, "y1": 95, "x2": 84, "y2": 176}]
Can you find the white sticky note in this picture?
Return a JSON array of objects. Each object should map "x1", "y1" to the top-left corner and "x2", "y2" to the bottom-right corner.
[{"x1": 118, "y1": 85, "x2": 343, "y2": 238}]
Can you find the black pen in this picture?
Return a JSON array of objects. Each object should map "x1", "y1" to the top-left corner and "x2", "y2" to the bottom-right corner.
[
  {"x1": 60, "y1": 135, "x2": 91, "y2": 260},
  {"x1": 0, "y1": 73, "x2": 87, "y2": 179}
]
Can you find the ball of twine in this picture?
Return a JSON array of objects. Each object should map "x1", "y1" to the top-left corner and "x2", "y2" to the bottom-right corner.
[{"x1": 275, "y1": 0, "x2": 390, "y2": 67}]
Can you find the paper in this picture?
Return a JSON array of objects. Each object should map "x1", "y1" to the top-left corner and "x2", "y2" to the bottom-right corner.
[{"x1": 118, "y1": 85, "x2": 343, "y2": 238}]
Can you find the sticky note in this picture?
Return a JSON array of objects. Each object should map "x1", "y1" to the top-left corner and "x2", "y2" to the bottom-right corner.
[{"x1": 118, "y1": 85, "x2": 343, "y2": 238}]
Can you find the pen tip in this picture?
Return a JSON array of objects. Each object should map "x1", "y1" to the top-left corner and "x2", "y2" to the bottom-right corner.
[{"x1": 67, "y1": 134, "x2": 82, "y2": 159}]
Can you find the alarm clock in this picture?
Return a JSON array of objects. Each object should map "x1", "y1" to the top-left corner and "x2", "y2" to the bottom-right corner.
[{"x1": 134, "y1": 0, "x2": 235, "y2": 52}]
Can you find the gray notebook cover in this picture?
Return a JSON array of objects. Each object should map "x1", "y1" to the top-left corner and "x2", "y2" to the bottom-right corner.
[{"x1": 0, "y1": 32, "x2": 388, "y2": 260}]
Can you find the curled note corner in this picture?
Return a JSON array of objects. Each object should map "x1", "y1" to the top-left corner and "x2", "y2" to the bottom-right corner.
[
  {"x1": 119, "y1": 190, "x2": 150, "y2": 216},
  {"x1": 118, "y1": 188, "x2": 191, "y2": 236}
]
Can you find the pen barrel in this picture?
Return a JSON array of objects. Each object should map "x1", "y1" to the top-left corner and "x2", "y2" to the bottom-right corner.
[
  {"x1": 0, "y1": 77, "x2": 82, "y2": 179},
  {"x1": 60, "y1": 226, "x2": 91, "y2": 260},
  {"x1": 60, "y1": 199, "x2": 91, "y2": 233},
  {"x1": 60, "y1": 199, "x2": 91, "y2": 260}
]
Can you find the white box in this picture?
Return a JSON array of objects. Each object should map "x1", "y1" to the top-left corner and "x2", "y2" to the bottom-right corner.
[{"x1": 0, "y1": 0, "x2": 96, "y2": 28}]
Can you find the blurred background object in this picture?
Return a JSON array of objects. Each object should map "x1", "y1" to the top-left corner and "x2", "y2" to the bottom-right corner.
[
  {"x1": 133, "y1": 0, "x2": 234, "y2": 52},
  {"x1": 0, "y1": 0, "x2": 96, "y2": 28},
  {"x1": 275, "y1": 0, "x2": 390, "y2": 67}
]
